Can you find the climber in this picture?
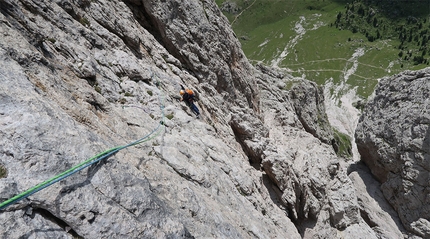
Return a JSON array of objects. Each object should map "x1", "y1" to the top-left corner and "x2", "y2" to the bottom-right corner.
[{"x1": 180, "y1": 85, "x2": 200, "y2": 118}]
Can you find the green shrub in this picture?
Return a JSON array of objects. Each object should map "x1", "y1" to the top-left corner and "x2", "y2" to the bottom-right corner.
[
  {"x1": 333, "y1": 129, "x2": 352, "y2": 159},
  {"x1": 119, "y1": 98, "x2": 127, "y2": 104},
  {"x1": 47, "y1": 38, "x2": 56, "y2": 43},
  {"x1": 79, "y1": 17, "x2": 90, "y2": 27},
  {"x1": 0, "y1": 165, "x2": 7, "y2": 178},
  {"x1": 283, "y1": 80, "x2": 302, "y2": 91},
  {"x1": 94, "y1": 85, "x2": 102, "y2": 94},
  {"x1": 166, "y1": 113, "x2": 174, "y2": 120}
]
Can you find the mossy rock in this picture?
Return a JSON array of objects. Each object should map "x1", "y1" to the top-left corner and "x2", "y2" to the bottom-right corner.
[{"x1": 0, "y1": 164, "x2": 7, "y2": 178}]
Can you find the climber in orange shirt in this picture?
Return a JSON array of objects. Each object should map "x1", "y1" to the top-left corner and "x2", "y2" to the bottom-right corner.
[{"x1": 180, "y1": 85, "x2": 200, "y2": 118}]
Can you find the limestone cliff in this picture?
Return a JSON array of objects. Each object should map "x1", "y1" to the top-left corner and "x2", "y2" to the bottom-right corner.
[
  {"x1": 0, "y1": 0, "x2": 420, "y2": 238},
  {"x1": 356, "y1": 68, "x2": 430, "y2": 238}
]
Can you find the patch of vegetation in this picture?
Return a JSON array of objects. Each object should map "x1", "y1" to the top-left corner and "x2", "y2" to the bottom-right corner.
[
  {"x1": 94, "y1": 85, "x2": 102, "y2": 94},
  {"x1": 334, "y1": 0, "x2": 430, "y2": 66},
  {"x1": 217, "y1": 0, "x2": 429, "y2": 99},
  {"x1": 46, "y1": 38, "x2": 56, "y2": 43},
  {"x1": 119, "y1": 98, "x2": 127, "y2": 104},
  {"x1": 332, "y1": 128, "x2": 352, "y2": 158},
  {"x1": 218, "y1": 0, "x2": 348, "y2": 39},
  {"x1": 79, "y1": 16, "x2": 90, "y2": 27},
  {"x1": 0, "y1": 164, "x2": 8, "y2": 178},
  {"x1": 280, "y1": 21, "x2": 388, "y2": 97},
  {"x1": 166, "y1": 113, "x2": 174, "y2": 120},
  {"x1": 147, "y1": 90, "x2": 153, "y2": 96},
  {"x1": 124, "y1": 92, "x2": 134, "y2": 97},
  {"x1": 283, "y1": 79, "x2": 302, "y2": 91},
  {"x1": 353, "y1": 99, "x2": 367, "y2": 112}
]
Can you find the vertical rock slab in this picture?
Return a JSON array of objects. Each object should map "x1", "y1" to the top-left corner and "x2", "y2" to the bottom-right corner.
[
  {"x1": 290, "y1": 80, "x2": 335, "y2": 146},
  {"x1": 142, "y1": 0, "x2": 260, "y2": 111},
  {"x1": 349, "y1": 163, "x2": 405, "y2": 239},
  {"x1": 0, "y1": 0, "x2": 300, "y2": 238},
  {"x1": 356, "y1": 67, "x2": 430, "y2": 238}
]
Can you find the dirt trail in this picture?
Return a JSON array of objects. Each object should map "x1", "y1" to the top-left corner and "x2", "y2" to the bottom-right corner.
[
  {"x1": 284, "y1": 58, "x2": 387, "y2": 71},
  {"x1": 231, "y1": 0, "x2": 257, "y2": 26}
]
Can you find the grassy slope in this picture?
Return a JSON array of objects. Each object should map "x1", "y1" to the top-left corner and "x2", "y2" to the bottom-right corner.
[{"x1": 217, "y1": 0, "x2": 429, "y2": 99}]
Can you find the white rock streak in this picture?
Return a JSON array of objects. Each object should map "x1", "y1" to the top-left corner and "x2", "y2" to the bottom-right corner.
[
  {"x1": 270, "y1": 14, "x2": 324, "y2": 68},
  {"x1": 271, "y1": 16, "x2": 306, "y2": 67},
  {"x1": 258, "y1": 39, "x2": 269, "y2": 47},
  {"x1": 325, "y1": 48, "x2": 365, "y2": 161},
  {"x1": 343, "y1": 48, "x2": 365, "y2": 81}
]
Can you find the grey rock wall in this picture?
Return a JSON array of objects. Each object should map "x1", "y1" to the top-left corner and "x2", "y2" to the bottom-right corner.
[
  {"x1": 356, "y1": 68, "x2": 430, "y2": 238},
  {"x1": 142, "y1": 0, "x2": 259, "y2": 112},
  {"x1": 256, "y1": 73, "x2": 378, "y2": 238},
  {"x1": 289, "y1": 80, "x2": 335, "y2": 146},
  {"x1": 0, "y1": 0, "x2": 421, "y2": 238},
  {"x1": 0, "y1": 0, "x2": 296, "y2": 238}
]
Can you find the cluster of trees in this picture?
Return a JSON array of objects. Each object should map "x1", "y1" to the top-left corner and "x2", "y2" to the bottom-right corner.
[
  {"x1": 334, "y1": 2, "x2": 388, "y2": 42},
  {"x1": 333, "y1": 0, "x2": 429, "y2": 66}
]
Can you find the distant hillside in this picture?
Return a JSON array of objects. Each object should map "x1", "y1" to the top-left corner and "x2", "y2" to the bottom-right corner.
[
  {"x1": 216, "y1": 0, "x2": 429, "y2": 99},
  {"x1": 351, "y1": 0, "x2": 430, "y2": 19},
  {"x1": 334, "y1": 0, "x2": 430, "y2": 66}
]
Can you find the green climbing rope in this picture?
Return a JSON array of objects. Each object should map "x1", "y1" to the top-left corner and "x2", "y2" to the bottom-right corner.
[{"x1": 0, "y1": 78, "x2": 165, "y2": 211}]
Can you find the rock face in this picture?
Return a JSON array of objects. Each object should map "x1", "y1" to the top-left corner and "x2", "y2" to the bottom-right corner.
[
  {"x1": 143, "y1": 0, "x2": 259, "y2": 112},
  {"x1": 289, "y1": 80, "x2": 335, "y2": 146},
  {"x1": 256, "y1": 73, "x2": 378, "y2": 238},
  {"x1": 0, "y1": 0, "x2": 422, "y2": 238},
  {"x1": 356, "y1": 68, "x2": 430, "y2": 238},
  {"x1": 0, "y1": 0, "x2": 295, "y2": 238}
]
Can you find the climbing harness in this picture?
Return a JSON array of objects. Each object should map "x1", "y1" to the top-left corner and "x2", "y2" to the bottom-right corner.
[{"x1": 0, "y1": 77, "x2": 165, "y2": 211}]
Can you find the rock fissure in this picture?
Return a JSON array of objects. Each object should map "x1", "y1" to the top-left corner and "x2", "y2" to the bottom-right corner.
[{"x1": 30, "y1": 206, "x2": 82, "y2": 239}]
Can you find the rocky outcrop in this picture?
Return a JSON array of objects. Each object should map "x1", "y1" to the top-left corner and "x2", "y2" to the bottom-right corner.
[
  {"x1": 348, "y1": 162, "x2": 405, "y2": 239},
  {"x1": 289, "y1": 80, "x2": 335, "y2": 146},
  {"x1": 255, "y1": 74, "x2": 380, "y2": 238},
  {"x1": 356, "y1": 68, "x2": 430, "y2": 238}
]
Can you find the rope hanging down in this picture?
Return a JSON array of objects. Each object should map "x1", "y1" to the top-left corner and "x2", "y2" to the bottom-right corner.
[{"x1": 0, "y1": 79, "x2": 165, "y2": 211}]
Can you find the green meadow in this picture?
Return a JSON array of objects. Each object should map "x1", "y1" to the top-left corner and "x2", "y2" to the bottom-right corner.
[{"x1": 217, "y1": 0, "x2": 430, "y2": 99}]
